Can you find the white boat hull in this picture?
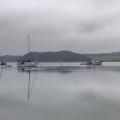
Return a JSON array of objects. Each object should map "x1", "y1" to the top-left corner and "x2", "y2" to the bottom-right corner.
[{"x1": 17, "y1": 63, "x2": 38, "y2": 68}]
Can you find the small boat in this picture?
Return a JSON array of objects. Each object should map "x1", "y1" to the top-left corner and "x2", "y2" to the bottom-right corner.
[
  {"x1": 17, "y1": 33, "x2": 38, "y2": 68},
  {"x1": 81, "y1": 59, "x2": 102, "y2": 65},
  {"x1": 92, "y1": 60, "x2": 102, "y2": 65},
  {"x1": 0, "y1": 62, "x2": 6, "y2": 66},
  {"x1": 17, "y1": 60, "x2": 38, "y2": 68}
]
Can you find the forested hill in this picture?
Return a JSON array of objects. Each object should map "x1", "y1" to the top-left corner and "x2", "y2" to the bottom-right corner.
[
  {"x1": 21, "y1": 51, "x2": 89, "y2": 62},
  {"x1": 0, "y1": 51, "x2": 89, "y2": 62}
]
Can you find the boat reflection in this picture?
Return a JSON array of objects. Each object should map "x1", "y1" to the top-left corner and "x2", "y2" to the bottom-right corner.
[
  {"x1": 0, "y1": 66, "x2": 4, "y2": 78},
  {"x1": 18, "y1": 68, "x2": 37, "y2": 101},
  {"x1": 17, "y1": 65, "x2": 120, "y2": 74}
]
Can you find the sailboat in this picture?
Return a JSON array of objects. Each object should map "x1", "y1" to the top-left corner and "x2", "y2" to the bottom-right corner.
[{"x1": 17, "y1": 34, "x2": 38, "y2": 68}]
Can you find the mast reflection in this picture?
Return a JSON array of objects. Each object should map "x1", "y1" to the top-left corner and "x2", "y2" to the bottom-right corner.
[{"x1": 18, "y1": 68, "x2": 37, "y2": 101}]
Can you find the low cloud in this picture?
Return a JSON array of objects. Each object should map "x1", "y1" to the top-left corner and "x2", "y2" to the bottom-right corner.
[{"x1": 0, "y1": 0, "x2": 120, "y2": 54}]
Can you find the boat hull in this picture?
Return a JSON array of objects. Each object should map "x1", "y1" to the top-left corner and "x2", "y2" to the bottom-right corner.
[
  {"x1": 17, "y1": 64, "x2": 38, "y2": 68},
  {"x1": 80, "y1": 61, "x2": 102, "y2": 65}
]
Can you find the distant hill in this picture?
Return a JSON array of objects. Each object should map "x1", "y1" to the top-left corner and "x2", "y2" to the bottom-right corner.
[
  {"x1": 0, "y1": 55, "x2": 21, "y2": 62},
  {"x1": 21, "y1": 51, "x2": 89, "y2": 62},
  {"x1": 1, "y1": 51, "x2": 120, "y2": 62},
  {"x1": 85, "y1": 52, "x2": 120, "y2": 62},
  {"x1": 0, "y1": 51, "x2": 89, "y2": 62}
]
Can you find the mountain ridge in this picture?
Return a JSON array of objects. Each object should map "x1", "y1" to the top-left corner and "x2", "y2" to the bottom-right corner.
[
  {"x1": 0, "y1": 51, "x2": 89, "y2": 62},
  {"x1": 1, "y1": 50, "x2": 120, "y2": 62}
]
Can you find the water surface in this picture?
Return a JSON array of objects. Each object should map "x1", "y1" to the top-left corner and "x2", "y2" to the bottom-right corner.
[{"x1": 0, "y1": 63, "x2": 120, "y2": 120}]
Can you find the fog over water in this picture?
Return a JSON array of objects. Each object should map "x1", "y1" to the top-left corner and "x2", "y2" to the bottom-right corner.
[
  {"x1": 0, "y1": 0, "x2": 120, "y2": 54},
  {"x1": 0, "y1": 63, "x2": 120, "y2": 120}
]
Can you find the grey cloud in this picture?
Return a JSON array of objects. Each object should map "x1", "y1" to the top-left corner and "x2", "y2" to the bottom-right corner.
[{"x1": 0, "y1": 0, "x2": 120, "y2": 54}]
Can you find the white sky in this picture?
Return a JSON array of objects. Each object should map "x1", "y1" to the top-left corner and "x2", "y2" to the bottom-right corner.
[{"x1": 0, "y1": 0, "x2": 120, "y2": 55}]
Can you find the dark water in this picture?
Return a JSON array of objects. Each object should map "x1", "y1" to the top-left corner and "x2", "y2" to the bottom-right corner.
[{"x1": 0, "y1": 63, "x2": 120, "y2": 120}]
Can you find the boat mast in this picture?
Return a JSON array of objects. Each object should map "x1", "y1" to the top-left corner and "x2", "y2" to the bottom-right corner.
[
  {"x1": 27, "y1": 33, "x2": 38, "y2": 63},
  {"x1": 28, "y1": 33, "x2": 30, "y2": 53}
]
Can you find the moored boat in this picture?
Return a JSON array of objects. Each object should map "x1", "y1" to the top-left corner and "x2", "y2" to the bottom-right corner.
[
  {"x1": 17, "y1": 61, "x2": 38, "y2": 68},
  {"x1": 17, "y1": 33, "x2": 38, "y2": 68},
  {"x1": 80, "y1": 59, "x2": 102, "y2": 65}
]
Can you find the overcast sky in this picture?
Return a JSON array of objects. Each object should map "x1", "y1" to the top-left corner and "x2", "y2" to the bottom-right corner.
[{"x1": 0, "y1": 0, "x2": 120, "y2": 55}]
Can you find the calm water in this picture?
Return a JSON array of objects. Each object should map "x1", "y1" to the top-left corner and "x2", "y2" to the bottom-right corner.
[{"x1": 0, "y1": 62, "x2": 120, "y2": 120}]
